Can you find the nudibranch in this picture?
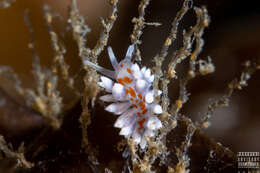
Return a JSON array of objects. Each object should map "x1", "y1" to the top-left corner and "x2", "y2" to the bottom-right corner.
[{"x1": 84, "y1": 45, "x2": 163, "y2": 149}]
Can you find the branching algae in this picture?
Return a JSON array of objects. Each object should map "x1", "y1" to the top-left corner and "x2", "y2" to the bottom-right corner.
[{"x1": 0, "y1": 0, "x2": 259, "y2": 172}]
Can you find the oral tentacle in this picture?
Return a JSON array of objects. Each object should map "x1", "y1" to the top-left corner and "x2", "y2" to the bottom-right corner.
[{"x1": 84, "y1": 60, "x2": 116, "y2": 79}]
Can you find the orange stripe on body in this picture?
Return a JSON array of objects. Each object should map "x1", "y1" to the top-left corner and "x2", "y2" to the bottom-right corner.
[
  {"x1": 138, "y1": 118, "x2": 146, "y2": 130},
  {"x1": 117, "y1": 78, "x2": 124, "y2": 85},
  {"x1": 142, "y1": 109, "x2": 148, "y2": 115},
  {"x1": 126, "y1": 68, "x2": 132, "y2": 74},
  {"x1": 123, "y1": 76, "x2": 132, "y2": 84},
  {"x1": 138, "y1": 102, "x2": 146, "y2": 110},
  {"x1": 128, "y1": 87, "x2": 136, "y2": 98}
]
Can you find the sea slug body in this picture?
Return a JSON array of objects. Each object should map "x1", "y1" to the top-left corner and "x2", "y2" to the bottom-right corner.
[{"x1": 84, "y1": 45, "x2": 163, "y2": 149}]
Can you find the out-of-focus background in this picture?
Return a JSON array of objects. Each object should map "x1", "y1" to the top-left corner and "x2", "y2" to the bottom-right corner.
[{"x1": 0, "y1": 0, "x2": 259, "y2": 155}]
